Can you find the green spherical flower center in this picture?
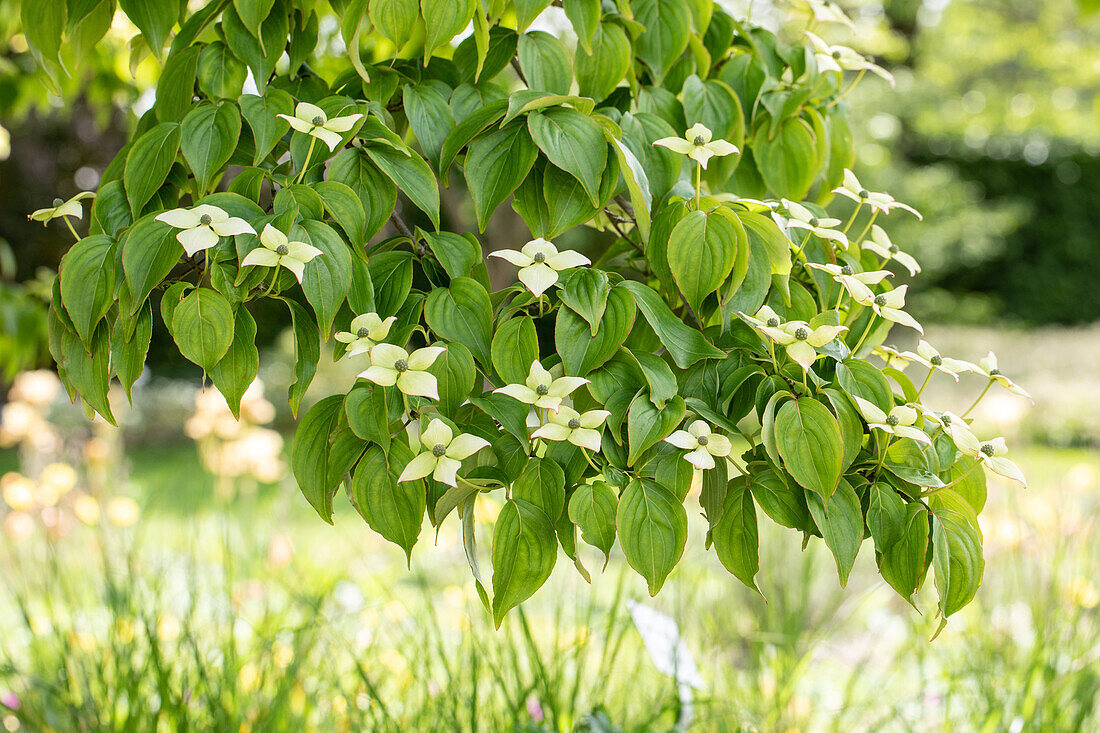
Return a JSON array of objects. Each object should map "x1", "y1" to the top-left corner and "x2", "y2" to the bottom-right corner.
[
  {"x1": 394, "y1": 359, "x2": 408, "y2": 372},
  {"x1": 312, "y1": 115, "x2": 326, "y2": 126},
  {"x1": 567, "y1": 418, "x2": 581, "y2": 429},
  {"x1": 532, "y1": 251, "x2": 546, "y2": 263},
  {"x1": 874, "y1": 295, "x2": 887, "y2": 307},
  {"x1": 275, "y1": 244, "x2": 290, "y2": 256},
  {"x1": 941, "y1": 414, "x2": 952, "y2": 426},
  {"x1": 199, "y1": 214, "x2": 213, "y2": 226},
  {"x1": 989, "y1": 369, "x2": 1001, "y2": 376},
  {"x1": 356, "y1": 327, "x2": 369, "y2": 338},
  {"x1": 432, "y1": 444, "x2": 447, "y2": 458},
  {"x1": 886, "y1": 414, "x2": 900, "y2": 426},
  {"x1": 859, "y1": 189, "x2": 870, "y2": 199},
  {"x1": 889, "y1": 244, "x2": 900, "y2": 254},
  {"x1": 53, "y1": 197, "x2": 64, "y2": 207},
  {"x1": 693, "y1": 135, "x2": 707, "y2": 145},
  {"x1": 766, "y1": 318, "x2": 780, "y2": 327},
  {"x1": 930, "y1": 355, "x2": 943, "y2": 366},
  {"x1": 696, "y1": 435, "x2": 709, "y2": 447},
  {"x1": 809, "y1": 217, "x2": 820, "y2": 227},
  {"x1": 832, "y1": 51, "x2": 842, "y2": 60},
  {"x1": 535, "y1": 384, "x2": 549, "y2": 396},
  {"x1": 980, "y1": 443, "x2": 995, "y2": 457},
  {"x1": 794, "y1": 327, "x2": 809, "y2": 341},
  {"x1": 841, "y1": 265, "x2": 854, "y2": 276}
]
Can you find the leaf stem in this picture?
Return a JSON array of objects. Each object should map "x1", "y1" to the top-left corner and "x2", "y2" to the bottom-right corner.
[
  {"x1": 63, "y1": 217, "x2": 80, "y2": 241},
  {"x1": 850, "y1": 210, "x2": 879, "y2": 248},
  {"x1": 916, "y1": 369, "x2": 934, "y2": 399},
  {"x1": 961, "y1": 379, "x2": 994, "y2": 418},
  {"x1": 850, "y1": 314, "x2": 877, "y2": 356},
  {"x1": 295, "y1": 136, "x2": 317, "y2": 185},
  {"x1": 827, "y1": 68, "x2": 866, "y2": 109}
]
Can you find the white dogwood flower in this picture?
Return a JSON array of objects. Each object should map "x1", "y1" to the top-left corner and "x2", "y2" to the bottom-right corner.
[
  {"x1": 853, "y1": 397, "x2": 930, "y2": 445},
  {"x1": 156, "y1": 204, "x2": 256, "y2": 257},
  {"x1": 970, "y1": 351, "x2": 1032, "y2": 401},
  {"x1": 921, "y1": 409, "x2": 980, "y2": 452},
  {"x1": 494, "y1": 360, "x2": 588, "y2": 412},
  {"x1": 653, "y1": 123, "x2": 739, "y2": 169},
  {"x1": 797, "y1": 0, "x2": 856, "y2": 30},
  {"x1": 398, "y1": 419, "x2": 490, "y2": 487},
  {"x1": 777, "y1": 199, "x2": 849, "y2": 248},
  {"x1": 277, "y1": 102, "x2": 363, "y2": 152},
  {"x1": 240, "y1": 224, "x2": 323, "y2": 283},
  {"x1": 967, "y1": 436, "x2": 1027, "y2": 487},
  {"x1": 357, "y1": 343, "x2": 445, "y2": 400},
  {"x1": 751, "y1": 318, "x2": 848, "y2": 371},
  {"x1": 804, "y1": 31, "x2": 895, "y2": 85},
  {"x1": 873, "y1": 344, "x2": 912, "y2": 370},
  {"x1": 855, "y1": 284, "x2": 923, "y2": 334},
  {"x1": 899, "y1": 341, "x2": 972, "y2": 382},
  {"x1": 335, "y1": 313, "x2": 397, "y2": 360},
  {"x1": 807, "y1": 262, "x2": 891, "y2": 301},
  {"x1": 834, "y1": 169, "x2": 922, "y2": 219},
  {"x1": 863, "y1": 225, "x2": 920, "y2": 276},
  {"x1": 489, "y1": 238, "x2": 590, "y2": 297},
  {"x1": 29, "y1": 192, "x2": 95, "y2": 224},
  {"x1": 664, "y1": 420, "x2": 732, "y2": 470},
  {"x1": 531, "y1": 406, "x2": 610, "y2": 452}
]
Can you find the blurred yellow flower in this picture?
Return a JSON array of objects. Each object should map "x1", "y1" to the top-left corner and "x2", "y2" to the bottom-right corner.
[
  {"x1": 1, "y1": 473, "x2": 35, "y2": 511},
  {"x1": 237, "y1": 662, "x2": 261, "y2": 693},
  {"x1": 3, "y1": 512, "x2": 35, "y2": 541},
  {"x1": 72, "y1": 494, "x2": 101, "y2": 525},
  {"x1": 1064, "y1": 577, "x2": 1099, "y2": 609},
  {"x1": 106, "y1": 497, "x2": 141, "y2": 527},
  {"x1": 39, "y1": 463, "x2": 77, "y2": 494}
]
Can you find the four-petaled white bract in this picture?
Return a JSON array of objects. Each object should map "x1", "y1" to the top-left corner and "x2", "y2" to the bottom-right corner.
[
  {"x1": 853, "y1": 397, "x2": 930, "y2": 445},
  {"x1": 653, "y1": 123, "x2": 739, "y2": 169},
  {"x1": 807, "y1": 263, "x2": 890, "y2": 302},
  {"x1": 494, "y1": 360, "x2": 589, "y2": 411},
  {"x1": 747, "y1": 313, "x2": 849, "y2": 372},
  {"x1": 29, "y1": 191, "x2": 95, "y2": 224},
  {"x1": 335, "y1": 313, "x2": 396, "y2": 361},
  {"x1": 489, "y1": 238, "x2": 590, "y2": 297},
  {"x1": 834, "y1": 169, "x2": 923, "y2": 219},
  {"x1": 899, "y1": 341, "x2": 973, "y2": 382},
  {"x1": 796, "y1": 0, "x2": 856, "y2": 30},
  {"x1": 962, "y1": 435, "x2": 1027, "y2": 487},
  {"x1": 358, "y1": 343, "x2": 445, "y2": 400},
  {"x1": 277, "y1": 102, "x2": 364, "y2": 152},
  {"x1": 664, "y1": 420, "x2": 732, "y2": 470},
  {"x1": 398, "y1": 419, "x2": 490, "y2": 487},
  {"x1": 778, "y1": 199, "x2": 850, "y2": 248},
  {"x1": 240, "y1": 224, "x2": 323, "y2": 283},
  {"x1": 804, "y1": 31, "x2": 895, "y2": 86},
  {"x1": 864, "y1": 225, "x2": 921, "y2": 276},
  {"x1": 856, "y1": 283, "x2": 923, "y2": 334},
  {"x1": 156, "y1": 204, "x2": 256, "y2": 257},
  {"x1": 972, "y1": 351, "x2": 1033, "y2": 401},
  {"x1": 920, "y1": 408, "x2": 980, "y2": 453},
  {"x1": 531, "y1": 406, "x2": 611, "y2": 451}
]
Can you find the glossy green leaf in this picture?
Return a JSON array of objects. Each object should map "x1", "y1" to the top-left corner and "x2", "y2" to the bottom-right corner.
[
  {"x1": 463, "y1": 121, "x2": 538, "y2": 232},
  {"x1": 568, "y1": 481, "x2": 618, "y2": 564},
  {"x1": 352, "y1": 444, "x2": 425, "y2": 563},
  {"x1": 806, "y1": 479, "x2": 863, "y2": 587},
  {"x1": 124, "y1": 122, "x2": 181, "y2": 217},
  {"x1": 617, "y1": 479, "x2": 687, "y2": 595},
  {"x1": 210, "y1": 307, "x2": 259, "y2": 419},
  {"x1": 527, "y1": 107, "x2": 607, "y2": 207},
  {"x1": 181, "y1": 102, "x2": 242, "y2": 194},
  {"x1": 491, "y1": 315, "x2": 539, "y2": 386},
  {"x1": 424, "y1": 277, "x2": 493, "y2": 366},
  {"x1": 492, "y1": 499, "x2": 558, "y2": 627},
  {"x1": 774, "y1": 397, "x2": 844, "y2": 501},
  {"x1": 712, "y1": 482, "x2": 761, "y2": 592}
]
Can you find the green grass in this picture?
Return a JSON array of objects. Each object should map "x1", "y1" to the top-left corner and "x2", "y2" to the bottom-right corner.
[{"x1": 2, "y1": 442, "x2": 1098, "y2": 731}]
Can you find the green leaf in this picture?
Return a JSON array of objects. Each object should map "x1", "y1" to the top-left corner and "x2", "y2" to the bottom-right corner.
[
  {"x1": 110, "y1": 299, "x2": 153, "y2": 403},
  {"x1": 352, "y1": 444, "x2": 425, "y2": 563},
  {"x1": 368, "y1": 251, "x2": 414, "y2": 318},
  {"x1": 124, "y1": 122, "x2": 181, "y2": 217},
  {"x1": 21, "y1": 2, "x2": 65, "y2": 63},
  {"x1": 363, "y1": 143, "x2": 441, "y2": 229},
  {"x1": 421, "y1": 0, "x2": 475, "y2": 60},
  {"x1": 867, "y1": 482, "x2": 907, "y2": 553},
  {"x1": 233, "y1": 0, "x2": 277, "y2": 38},
  {"x1": 329, "y1": 147, "x2": 398, "y2": 241},
  {"x1": 774, "y1": 397, "x2": 844, "y2": 502},
  {"x1": 284, "y1": 297, "x2": 320, "y2": 417},
  {"x1": 512, "y1": 457, "x2": 566, "y2": 521},
  {"x1": 836, "y1": 358, "x2": 893, "y2": 413},
  {"x1": 181, "y1": 102, "x2": 241, "y2": 194},
  {"x1": 557, "y1": 268, "x2": 610, "y2": 336},
  {"x1": 515, "y1": 0, "x2": 552, "y2": 31},
  {"x1": 155, "y1": 44, "x2": 201, "y2": 122},
  {"x1": 556, "y1": 283, "x2": 635, "y2": 376},
  {"x1": 806, "y1": 479, "x2": 863, "y2": 587},
  {"x1": 118, "y1": 0, "x2": 177, "y2": 56},
  {"x1": 633, "y1": 0, "x2": 692, "y2": 81},
  {"x1": 626, "y1": 350, "x2": 678, "y2": 407},
  {"x1": 755, "y1": 116, "x2": 818, "y2": 201},
  {"x1": 222, "y1": 4, "x2": 287, "y2": 93},
  {"x1": 60, "y1": 324, "x2": 114, "y2": 424},
  {"x1": 575, "y1": 22, "x2": 631, "y2": 102},
  {"x1": 563, "y1": 0, "x2": 599, "y2": 53},
  {"x1": 617, "y1": 479, "x2": 687, "y2": 595},
  {"x1": 931, "y1": 488, "x2": 985, "y2": 626},
  {"x1": 420, "y1": 230, "x2": 482, "y2": 281},
  {"x1": 197, "y1": 41, "x2": 248, "y2": 100},
  {"x1": 403, "y1": 84, "x2": 456, "y2": 171},
  {"x1": 240, "y1": 90, "x2": 294, "y2": 165},
  {"x1": 439, "y1": 97, "x2": 508, "y2": 179},
  {"x1": 749, "y1": 469, "x2": 813, "y2": 532},
  {"x1": 527, "y1": 107, "x2": 607, "y2": 207},
  {"x1": 59, "y1": 235, "x2": 116, "y2": 347},
  {"x1": 712, "y1": 482, "x2": 761, "y2": 592},
  {"x1": 464, "y1": 121, "x2": 539, "y2": 232},
  {"x1": 667, "y1": 209, "x2": 740, "y2": 316},
  {"x1": 292, "y1": 395, "x2": 366, "y2": 524},
  {"x1": 315, "y1": 181, "x2": 367, "y2": 252},
  {"x1": 491, "y1": 315, "x2": 539, "y2": 386},
  {"x1": 518, "y1": 31, "x2": 572, "y2": 96},
  {"x1": 492, "y1": 499, "x2": 558, "y2": 627},
  {"x1": 299, "y1": 220, "x2": 353, "y2": 337},
  {"x1": 877, "y1": 503, "x2": 930, "y2": 604},
  {"x1": 345, "y1": 382, "x2": 392, "y2": 449},
  {"x1": 427, "y1": 341, "x2": 476, "y2": 418},
  {"x1": 626, "y1": 392, "x2": 685, "y2": 466},
  {"x1": 369, "y1": 0, "x2": 418, "y2": 49},
  {"x1": 210, "y1": 307, "x2": 259, "y2": 420},
  {"x1": 568, "y1": 481, "x2": 618, "y2": 564},
  {"x1": 682, "y1": 74, "x2": 745, "y2": 150},
  {"x1": 947, "y1": 455, "x2": 987, "y2": 514},
  {"x1": 424, "y1": 277, "x2": 493, "y2": 367},
  {"x1": 618, "y1": 281, "x2": 724, "y2": 369},
  {"x1": 171, "y1": 288, "x2": 235, "y2": 374}
]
